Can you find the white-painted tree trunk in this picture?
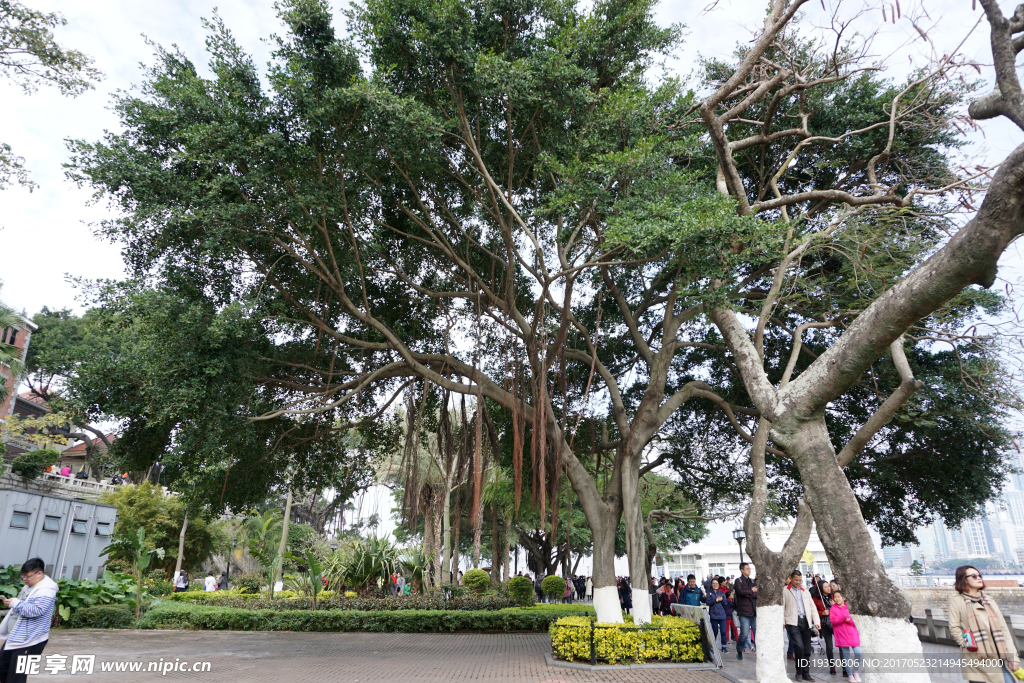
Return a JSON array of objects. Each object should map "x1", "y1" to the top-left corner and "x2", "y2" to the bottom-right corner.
[
  {"x1": 632, "y1": 587, "x2": 653, "y2": 624},
  {"x1": 754, "y1": 605, "x2": 793, "y2": 683},
  {"x1": 856, "y1": 615, "x2": 929, "y2": 683},
  {"x1": 593, "y1": 585, "x2": 624, "y2": 624}
]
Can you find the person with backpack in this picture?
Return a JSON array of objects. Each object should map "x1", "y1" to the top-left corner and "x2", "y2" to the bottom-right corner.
[{"x1": 173, "y1": 570, "x2": 189, "y2": 593}]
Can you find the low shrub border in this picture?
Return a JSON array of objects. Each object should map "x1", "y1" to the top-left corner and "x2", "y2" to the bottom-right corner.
[
  {"x1": 136, "y1": 602, "x2": 584, "y2": 633},
  {"x1": 168, "y1": 592, "x2": 515, "y2": 612},
  {"x1": 549, "y1": 616, "x2": 704, "y2": 665}
]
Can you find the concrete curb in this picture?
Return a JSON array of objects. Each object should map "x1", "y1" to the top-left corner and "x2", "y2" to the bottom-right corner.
[
  {"x1": 712, "y1": 667, "x2": 746, "y2": 683},
  {"x1": 544, "y1": 651, "x2": 720, "y2": 671}
]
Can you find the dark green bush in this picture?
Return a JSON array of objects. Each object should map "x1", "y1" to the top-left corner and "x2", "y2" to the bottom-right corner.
[
  {"x1": 462, "y1": 569, "x2": 490, "y2": 595},
  {"x1": 168, "y1": 592, "x2": 516, "y2": 611},
  {"x1": 508, "y1": 576, "x2": 534, "y2": 606},
  {"x1": 138, "y1": 602, "x2": 574, "y2": 632},
  {"x1": 67, "y1": 604, "x2": 134, "y2": 629},
  {"x1": 542, "y1": 575, "x2": 566, "y2": 598},
  {"x1": 235, "y1": 575, "x2": 263, "y2": 594}
]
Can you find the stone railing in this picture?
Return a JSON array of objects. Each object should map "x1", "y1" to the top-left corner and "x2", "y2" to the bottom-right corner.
[
  {"x1": 0, "y1": 471, "x2": 116, "y2": 499},
  {"x1": 915, "y1": 608, "x2": 1024, "y2": 656}
]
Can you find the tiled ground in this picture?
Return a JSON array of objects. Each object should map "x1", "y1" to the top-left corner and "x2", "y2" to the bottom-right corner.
[{"x1": 29, "y1": 630, "x2": 729, "y2": 683}]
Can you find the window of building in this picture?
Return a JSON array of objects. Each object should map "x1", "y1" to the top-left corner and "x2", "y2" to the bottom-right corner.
[
  {"x1": 42, "y1": 516, "x2": 61, "y2": 532},
  {"x1": 708, "y1": 563, "x2": 725, "y2": 577},
  {"x1": 72, "y1": 566, "x2": 81, "y2": 580},
  {"x1": 10, "y1": 512, "x2": 30, "y2": 529},
  {"x1": 71, "y1": 519, "x2": 88, "y2": 534},
  {"x1": 95, "y1": 523, "x2": 111, "y2": 536}
]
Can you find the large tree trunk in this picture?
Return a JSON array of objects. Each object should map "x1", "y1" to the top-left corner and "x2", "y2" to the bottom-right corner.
[
  {"x1": 621, "y1": 453, "x2": 653, "y2": 623},
  {"x1": 174, "y1": 508, "x2": 189, "y2": 576},
  {"x1": 745, "y1": 420, "x2": 816, "y2": 683},
  {"x1": 472, "y1": 502, "x2": 483, "y2": 569},
  {"x1": 773, "y1": 415, "x2": 927, "y2": 683}
]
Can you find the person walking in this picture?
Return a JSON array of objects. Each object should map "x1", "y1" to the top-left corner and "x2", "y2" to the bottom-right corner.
[
  {"x1": 734, "y1": 562, "x2": 757, "y2": 659},
  {"x1": 563, "y1": 577, "x2": 572, "y2": 604},
  {"x1": 173, "y1": 570, "x2": 189, "y2": 593},
  {"x1": 0, "y1": 558, "x2": 59, "y2": 683},
  {"x1": 396, "y1": 573, "x2": 406, "y2": 596},
  {"x1": 783, "y1": 569, "x2": 819, "y2": 682},
  {"x1": 705, "y1": 578, "x2": 729, "y2": 653},
  {"x1": 534, "y1": 575, "x2": 544, "y2": 603},
  {"x1": 829, "y1": 590, "x2": 862, "y2": 682},
  {"x1": 217, "y1": 571, "x2": 228, "y2": 591},
  {"x1": 948, "y1": 565, "x2": 1020, "y2": 683},
  {"x1": 585, "y1": 576, "x2": 593, "y2": 602},
  {"x1": 204, "y1": 571, "x2": 217, "y2": 592},
  {"x1": 811, "y1": 579, "x2": 836, "y2": 675}
]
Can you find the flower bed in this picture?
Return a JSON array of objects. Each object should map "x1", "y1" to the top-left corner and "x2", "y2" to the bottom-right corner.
[
  {"x1": 549, "y1": 616, "x2": 704, "y2": 665},
  {"x1": 137, "y1": 602, "x2": 576, "y2": 632}
]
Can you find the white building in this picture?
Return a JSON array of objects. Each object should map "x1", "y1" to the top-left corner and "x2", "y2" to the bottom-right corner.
[{"x1": 655, "y1": 522, "x2": 834, "y2": 582}]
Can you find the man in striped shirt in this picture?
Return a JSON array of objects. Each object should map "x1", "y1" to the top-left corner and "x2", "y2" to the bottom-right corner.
[{"x1": 0, "y1": 558, "x2": 59, "y2": 683}]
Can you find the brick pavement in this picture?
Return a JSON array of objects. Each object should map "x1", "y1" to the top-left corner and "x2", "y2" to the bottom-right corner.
[{"x1": 29, "y1": 630, "x2": 729, "y2": 683}]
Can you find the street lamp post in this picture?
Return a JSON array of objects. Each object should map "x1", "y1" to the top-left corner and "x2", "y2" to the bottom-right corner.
[
  {"x1": 227, "y1": 537, "x2": 237, "y2": 588},
  {"x1": 733, "y1": 528, "x2": 747, "y2": 566}
]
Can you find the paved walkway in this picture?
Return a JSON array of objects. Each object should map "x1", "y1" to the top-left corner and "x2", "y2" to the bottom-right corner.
[
  {"x1": 30, "y1": 630, "x2": 729, "y2": 683},
  {"x1": 716, "y1": 639, "x2": 966, "y2": 683}
]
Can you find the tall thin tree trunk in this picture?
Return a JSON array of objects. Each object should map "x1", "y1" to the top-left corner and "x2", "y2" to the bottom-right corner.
[
  {"x1": 422, "y1": 502, "x2": 434, "y2": 593},
  {"x1": 441, "y1": 484, "x2": 452, "y2": 584},
  {"x1": 502, "y1": 517, "x2": 510, "y2": 584},
  {"x1": 432, "y1": 494, "x2": 443, "y2": 590},
  {"x1": 275, "y1": 488, "x2": 293, "y2": 587},
  {"x1": 490, "y1": 504, "x2": 500, "y2": 585},
  {"x1": 174, "y1": 508, "x2": 189, "y2": 577},
  {"x1": 472, "y1": 501, "x2": 484, "y2": 569},
  {"x1": 450, "y1": 493, "x2": 462, "y2": 580}
]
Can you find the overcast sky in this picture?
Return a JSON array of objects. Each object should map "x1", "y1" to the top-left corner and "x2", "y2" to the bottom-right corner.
[{"x1": 1, "y1": 0, "x2": 1021, "y2": 316}]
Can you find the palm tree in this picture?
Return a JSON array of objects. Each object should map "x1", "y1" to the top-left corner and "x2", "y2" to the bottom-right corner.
[{"x1": 0, "y1": 303, "x2": 25, "y2": 404}]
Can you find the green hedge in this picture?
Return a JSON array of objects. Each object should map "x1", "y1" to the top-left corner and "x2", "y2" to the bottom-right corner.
[
  {"x1": 168, "y1": 592, "x2": 515, "y2": 612},
  {"x1": 66, "y1": 604, "x2": 135, "y2": 630},
  {"x1": 137, "y1": 602, "x2": 577, "y2": 632}
]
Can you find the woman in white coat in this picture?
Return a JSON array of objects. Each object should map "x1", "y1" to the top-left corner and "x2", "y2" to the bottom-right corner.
[{"x1": 585, "y1": 577, "x2": 593, "y2": 602}]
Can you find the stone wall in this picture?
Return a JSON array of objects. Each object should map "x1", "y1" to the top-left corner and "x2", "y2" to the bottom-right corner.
[{"x1": 906, "y1": 587, "x2": 1024, "y2": 618}]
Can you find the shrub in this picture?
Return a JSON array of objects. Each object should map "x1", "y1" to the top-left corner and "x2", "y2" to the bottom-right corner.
[
  {"x1": 235, "y1": 575, "x2": 263, "y2": 595},
  {"x1": 541, "y1": 575, "x2": 566, "y2": 598},
  {"x1": 508, "y1": 576, "x2": 534, "y2": 606},
  {"x1": 549, "y1": 616, "x2": 704, "y2": 664},
  {"x1": 345, "y1": 591, "x2": 357, "y2": 598},
  {"x1": 11, "y1": 449, "x2": 60, "y2": 482},
  {"x1": 167, "y1": 592, "x2": 516, "y2": 612},
  {"x1": 462, "y1": 569, "x2": 489, "y2": 595},
  {"x1": 138, "y1": 602, "x2": 579, "y2": 632},
  {"x1": 67, "y1": 604, "x2": 135, "y2": 629}
]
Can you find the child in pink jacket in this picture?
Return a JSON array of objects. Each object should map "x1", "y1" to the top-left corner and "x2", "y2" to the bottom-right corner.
[{"x1": 829, "y1": 590, "x2": 862, "y2": 682}]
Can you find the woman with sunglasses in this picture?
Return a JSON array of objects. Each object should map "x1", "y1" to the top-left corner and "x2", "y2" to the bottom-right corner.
[{"x1": 948, "y1": 565, "x2": 1020, "y2": 683}]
